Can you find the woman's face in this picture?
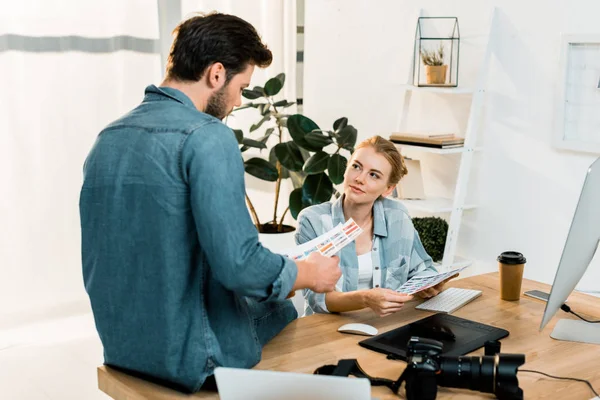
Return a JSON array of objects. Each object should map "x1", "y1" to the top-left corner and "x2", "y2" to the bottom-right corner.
[{"x1": 343, "y1": 146, "x2": 396, "y2": 205}]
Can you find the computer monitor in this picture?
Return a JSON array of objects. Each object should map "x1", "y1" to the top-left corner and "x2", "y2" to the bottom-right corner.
[{"x1": 540, "y1": 157, "x2": 600, "y2": 345}]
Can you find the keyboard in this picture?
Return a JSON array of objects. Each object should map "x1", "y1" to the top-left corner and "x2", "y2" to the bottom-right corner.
[{"x1": 416, "y1": 287, "x2": 482, "y2": 314}]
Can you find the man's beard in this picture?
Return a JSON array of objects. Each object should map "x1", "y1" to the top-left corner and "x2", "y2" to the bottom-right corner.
[{"x1": 205, "y1": 85, "x2": 229, "y2": 120}]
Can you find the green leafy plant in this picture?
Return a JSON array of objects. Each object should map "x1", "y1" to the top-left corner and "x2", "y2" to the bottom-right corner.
[
  {"x1": 412, "y1": 217, "x2": 448, "y2": 262},
  {"x1": 420, "y1": 43, "x2": 445, "y2": 66},
  {"x1": 232, "y1": 73, "x2": 357, "y2": 233}
]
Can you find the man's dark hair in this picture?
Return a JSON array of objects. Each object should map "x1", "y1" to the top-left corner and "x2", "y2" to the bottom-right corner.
[{"x1": 166, "y1": 12, "x2": 273, "y2": 82}]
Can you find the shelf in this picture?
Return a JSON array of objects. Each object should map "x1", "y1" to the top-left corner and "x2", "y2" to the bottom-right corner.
[
  {"x1": 393, "y1": 143, "x2": 483, "y2": 155},
  {"x1": 397, "y1": 83, "x2": 474, "y2": 94},
  {"x1": 394, "y1": 143, "x2": 467, "y2": 154},
  {"x1": 399, "y1": 197, "x2": 477, "y2": 213}
]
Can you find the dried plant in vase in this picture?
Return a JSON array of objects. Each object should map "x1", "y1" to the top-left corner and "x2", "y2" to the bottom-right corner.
[{"x1": 420, "y1": 44, "x2": 448, "y2": 85}]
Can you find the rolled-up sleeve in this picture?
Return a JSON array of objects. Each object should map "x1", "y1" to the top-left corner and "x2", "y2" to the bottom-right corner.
[
  {"x1": 295, "y1": 211, "x2": 330, "y2": 314},
  {"x1": 182, "y1": 122, "x2": 297, "y2": 302}
]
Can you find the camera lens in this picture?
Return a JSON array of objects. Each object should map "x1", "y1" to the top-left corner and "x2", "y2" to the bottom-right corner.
[{"x1": 436, "y1": 354, "x2": 525, "y2": 396}]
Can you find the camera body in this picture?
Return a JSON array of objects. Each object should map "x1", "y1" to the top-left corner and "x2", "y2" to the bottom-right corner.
[{"x1": 400, "y1": 337, "x2": 525, "y2": 400}]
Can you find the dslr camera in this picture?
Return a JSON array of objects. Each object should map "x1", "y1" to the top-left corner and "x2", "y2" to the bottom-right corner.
[{"x1": 394, "y1": 336, "x2": 525, "y2": 400}]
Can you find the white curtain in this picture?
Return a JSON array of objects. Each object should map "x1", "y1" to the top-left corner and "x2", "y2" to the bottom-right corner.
[
  {"x1": 0, "y1": 0, "x2": 162, "y2": 324},
  {"x1": 181, "y1": 0, "x2": 299, "y2": 226}
]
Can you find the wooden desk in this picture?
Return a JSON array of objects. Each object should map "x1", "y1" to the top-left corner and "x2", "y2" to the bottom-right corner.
[{"x1": 98, "y1": 273, "x2": 600, "y2": 399}]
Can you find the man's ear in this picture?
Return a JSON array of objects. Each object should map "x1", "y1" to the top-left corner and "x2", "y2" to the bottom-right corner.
[
  {"x1": 382, "y1": 184, "x2": 396, "y2": 198},
  {"x1": 205, "y1": 62, "x2": 226, "y2": 89}
]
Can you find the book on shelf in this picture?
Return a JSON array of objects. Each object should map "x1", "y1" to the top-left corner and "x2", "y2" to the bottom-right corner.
[
  {"x1": 391, "y1": 132, "x2": 456, "y2": 139},
  {"x1": 389, "y1": 133, "x2": 464, "y2": 149}
]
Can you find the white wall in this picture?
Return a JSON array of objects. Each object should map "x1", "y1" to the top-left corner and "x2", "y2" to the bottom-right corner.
[
  {"x1": 303, "y1": 0, "x2": 600, "y2": 290},
  {"x1": 0, "y1": 0, "x2": 161, "y2": 327}
]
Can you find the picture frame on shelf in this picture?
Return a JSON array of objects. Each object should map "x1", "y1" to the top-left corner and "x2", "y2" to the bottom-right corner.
[{"x1": 554, "y1": 34, "x2": 600, "y2": 154}]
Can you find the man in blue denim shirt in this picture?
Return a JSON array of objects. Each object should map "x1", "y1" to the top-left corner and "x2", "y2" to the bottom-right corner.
[{"x1": 80, "y1": 13, "x2": 341, "y2": 393}]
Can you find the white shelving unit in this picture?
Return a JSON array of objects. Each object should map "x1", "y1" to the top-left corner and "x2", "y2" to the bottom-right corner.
[
  {"x1": 396, "y1": 83, "x2": 474, "y2": 95},
  {"x1": 394, "y1": 143, "x2": 480, "y2": 155},
  {"x1": 394, "y1": 10, "x2": 497, "y2": 271}
]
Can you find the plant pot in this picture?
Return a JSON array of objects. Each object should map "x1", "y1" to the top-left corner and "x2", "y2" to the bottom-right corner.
[
  {"x1": 259, "y1": 224, "x2": 297, "y2": 253},
  {"x1": 425, "y1": 65, "x2": 448, "y2": 85},
  {"x1": 259, "y1": 224, "x2": 305, "y2": 316}
]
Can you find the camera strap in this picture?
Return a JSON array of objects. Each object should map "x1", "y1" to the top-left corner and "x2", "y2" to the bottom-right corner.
[{"x1": 314, "y1": 359, "x2": 401, "y2": 393}]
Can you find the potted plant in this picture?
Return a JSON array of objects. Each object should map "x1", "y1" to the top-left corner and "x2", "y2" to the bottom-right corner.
[
  {"x1": 420, "y1": 44, "x2": 447, "y2": 85},
  {"x1": 230, "y1": 73, "x2": 356, "y2": 248},
  {"x1": 411, "y1": 216, "x2": 448, "y2": 262}
]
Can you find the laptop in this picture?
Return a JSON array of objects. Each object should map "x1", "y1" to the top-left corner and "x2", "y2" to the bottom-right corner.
[{"x1": 214, "y1": 367, "x2": 371, "y2": 400}]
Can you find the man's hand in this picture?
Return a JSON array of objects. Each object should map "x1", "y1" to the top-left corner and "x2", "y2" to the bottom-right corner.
[
  {"x1": 416, "y1": 274, "x2": 459, "y2": 299},
  {"x1": 305, "y1": 252, "x2": 342, "y2": 293},
  {"x1": 363, "y1": 288, "x2": 413, "y2": 317},
  {"x1": 293, "y1": 252, "x2": 342, "y2": 294}
]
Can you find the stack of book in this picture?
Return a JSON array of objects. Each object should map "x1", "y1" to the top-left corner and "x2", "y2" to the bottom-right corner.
[{"x1": 389, "y1": 133, "x2": 464, "y2": 149}]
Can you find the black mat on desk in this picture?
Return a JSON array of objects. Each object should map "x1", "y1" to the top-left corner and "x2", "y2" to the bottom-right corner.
[{"x1": 359, "y1": 313, "x2": 509, "y2": 360}]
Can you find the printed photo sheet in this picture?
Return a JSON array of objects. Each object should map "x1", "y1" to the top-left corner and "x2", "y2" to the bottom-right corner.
[
  {"x1": 396, "y1": 266, "x2": 468, "y2": 295},
  {"x1": 279, "y1": 219, "x2": 363, "y2": 261}
]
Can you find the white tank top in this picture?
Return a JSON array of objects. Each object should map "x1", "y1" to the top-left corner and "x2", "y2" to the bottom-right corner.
[{"x1": 357, "y1": 251, "x2": 373, "y2": 290}]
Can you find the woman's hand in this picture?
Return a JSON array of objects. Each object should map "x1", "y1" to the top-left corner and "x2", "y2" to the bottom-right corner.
[
  {"x1": 416, "y1": 273, "x2": 459, "y2": 299},
  {"x1": 363, "y1": 288, "x2": 413, "y2": 317}
]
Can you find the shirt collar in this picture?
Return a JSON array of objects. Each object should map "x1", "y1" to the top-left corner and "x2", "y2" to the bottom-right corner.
[
  {"x1": 144, "y1": 84, "x2": 197, "y2": 109},
  {"x1": 331, "y1": 194, "x2": 388, "y2": 238}
]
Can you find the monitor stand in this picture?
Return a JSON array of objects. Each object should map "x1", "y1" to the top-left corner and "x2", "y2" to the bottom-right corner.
[{"x1": 551, "y1": 319, "x2": 600, "y2": 345}]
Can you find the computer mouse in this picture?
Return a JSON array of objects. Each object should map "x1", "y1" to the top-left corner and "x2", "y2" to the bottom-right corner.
[{"x1": 337, "y1": 323, "x2": 378, "y2": 336}]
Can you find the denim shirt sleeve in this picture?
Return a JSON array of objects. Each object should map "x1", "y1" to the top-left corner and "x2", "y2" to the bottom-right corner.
[
  {"x1": 295, "y1": 212, "x2": 330, "y2": 314},
  {"x1": 182, "y1": 122, "x2": 297, "y2": 301},
  {"x1": 408, "y1": 228, "x2": 438, "y2": 279}
]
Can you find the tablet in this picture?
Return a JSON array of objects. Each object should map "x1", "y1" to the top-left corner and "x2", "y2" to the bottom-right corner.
[{"x1": 359, "y1": 313, "x2": 509, "y2": 360}]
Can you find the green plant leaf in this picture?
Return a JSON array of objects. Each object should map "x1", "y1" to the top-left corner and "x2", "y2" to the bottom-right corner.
[
  {"x1": 328, "y1": 154, "x2": 347, "y2": 184},
  {"x1": 241, "y1": 138, "x2": 267, "y2": 150},
  {"x1": 299, "y1": 147, "x2": 311, "y2": 162},
  {"x1": 250, "y1": 114, "x2": 271, "y2": 132},
  {"x1": 275, "y1": 73, "x2": 285, "y2": 87},
  {"x1": 289, "y1": 170, "x2": 305, "y2": 189},
  {"x1": 336, "y1": 125, "x2": 358, "y2": 148},
  {"x1": 233, "y1": 129, "x2": 243, "y2": 144},
  {"x1": 333, "y1": 117, "x2": 348, "y2": 132},
  {"x1": 269, "y1": 147, "x2": 289, "y2": 179},
  {"x1": 274, "y1": 142, "x2": 304, "y2": 172},
  {"x1": 258, "y1": 128, "x2": 275, "y2": 145},
  {"x1": 273, "y1": 100, "x2": 295, "y2": 108},
  {"x1": 302, "y1": 173, "x2": 334, "y2": 205},
  {"x1": 304, "y1": 151, "x2": 330, "y2": 174},
  {"x1": 258, "y1": 103, "x2": 271, "y2": 116},
  {"x1": 240, "y1": 145, "x2": 250, "y2": 152},
  {"x1": 234, "y1": 102, "x2": 262, "y2": 111},
  {"x1": 304, "y1": 132, "x2": 333, "y2": 148},
  {"x1": 287, "y1": 114, "x2": 322, "y2": 151},
  {"x1": 244, "y1": 158, "x2": 278, "y2": 182},
  {"x1": 289, "y1": 188, "x2": 306, "y2": 220},
  {"x1": 264, "y1": 127, "x2": 275, "y2": 137},
  {"x1": 242, "y1": 89, "x2": 263, "y2": 100},
  {"x1": 264, "y1": 77, "x2": 284, "y2": 96}
]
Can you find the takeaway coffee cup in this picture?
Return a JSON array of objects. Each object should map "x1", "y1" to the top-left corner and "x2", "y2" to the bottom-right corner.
[{"x1": 497, "y1": 251, "x2": 527, "y2": 301}]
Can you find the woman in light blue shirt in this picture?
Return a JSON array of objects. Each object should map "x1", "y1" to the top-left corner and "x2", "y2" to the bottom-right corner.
[{"x1": 296, "y1": 135, "x2": 449, "y2": 316}]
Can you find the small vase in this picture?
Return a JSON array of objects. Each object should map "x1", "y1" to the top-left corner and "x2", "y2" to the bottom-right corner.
[
  {"x1": 258, "y1": 226, "x2": 305, "y2": 316},
  {"x1": 425, "y1": 65, "x2": 448, "y2": 85}
]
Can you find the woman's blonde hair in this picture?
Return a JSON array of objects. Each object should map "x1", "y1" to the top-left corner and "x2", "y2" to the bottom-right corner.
[{"x1": 354, "y1": 135, "x2": 408, "y2": 185}]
